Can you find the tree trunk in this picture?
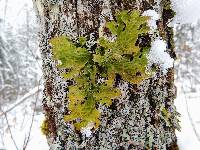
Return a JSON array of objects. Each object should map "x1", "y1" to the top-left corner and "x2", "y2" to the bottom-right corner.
[{"x1": 33, "y1": 0, "x2": 180, "y2": 149}]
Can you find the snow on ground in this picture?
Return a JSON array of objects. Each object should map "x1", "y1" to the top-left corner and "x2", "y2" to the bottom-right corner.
[
  {"x1": 175, "y1": 82, "x2": 200, "y2": 150},
  {"x1": 2, "y1": 112, "x2": 49, "y2": 150},
  {"x1": 0, "y1": 89, "x2": 49, "y2": 150}
]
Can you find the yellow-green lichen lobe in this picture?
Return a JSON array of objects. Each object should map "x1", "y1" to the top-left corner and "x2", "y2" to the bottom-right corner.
[{"x1": 41, "y1": 119, "x2": 49, "y2": 136}]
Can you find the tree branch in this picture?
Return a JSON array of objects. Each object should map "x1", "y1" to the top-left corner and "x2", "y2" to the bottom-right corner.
[{"x1": 0, "y1": 85, "x2": 43, "y2": 117}]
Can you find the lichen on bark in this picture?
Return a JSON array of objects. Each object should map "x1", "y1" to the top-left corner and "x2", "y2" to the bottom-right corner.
[
  {"x1": 33, "y1": 0, "x2": 180, "y2": 149},
  {"x1": 49, "y1": 10, "x2": 155, "y2": 131}
]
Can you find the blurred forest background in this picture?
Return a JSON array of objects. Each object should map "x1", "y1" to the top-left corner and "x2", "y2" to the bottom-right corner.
[{"x1": 0, "y1": 0, "x2": 200, "y2": 149}]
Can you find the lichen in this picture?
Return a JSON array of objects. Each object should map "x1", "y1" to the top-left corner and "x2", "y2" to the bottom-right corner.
[
  {"x1": 35, "y1": 0, "x2": 180, "y2": 148},
  {"x1": 41, "y1": 119, "x2": 49, "y2": 136},
  {"x1": 50, "y1": 10, "x2": 153, "y2": 131}
]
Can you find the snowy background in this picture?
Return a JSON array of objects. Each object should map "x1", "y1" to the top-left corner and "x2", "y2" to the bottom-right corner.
[{"x1": 0, "y1": 0, "x2": 200, "y2": 149}]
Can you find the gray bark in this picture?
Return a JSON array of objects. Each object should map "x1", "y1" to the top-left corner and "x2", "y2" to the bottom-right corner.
[{"x1": 33, "y1": 0, "x2": 180, "y2": 149}]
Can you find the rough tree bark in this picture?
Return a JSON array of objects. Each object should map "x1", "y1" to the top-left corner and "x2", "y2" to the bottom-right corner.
[{"x1": 33, "y1": 0, "x2": 180, "y2": 149}]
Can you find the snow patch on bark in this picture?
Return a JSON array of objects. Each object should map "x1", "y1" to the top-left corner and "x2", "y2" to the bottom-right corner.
[
  {"x1": 148, "y1": 38, "x2": 174, "y2": 74},
  {"x1": 142, "y1": 9, "x2": 160, "y2": 30},
  {"x1": 81, "y1": 122, "x2": 94, "y2": 137}
]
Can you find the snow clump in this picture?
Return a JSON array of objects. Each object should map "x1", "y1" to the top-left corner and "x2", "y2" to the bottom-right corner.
[{"x1": 148, "y1": 38, "x2": 174, "y2": 74}]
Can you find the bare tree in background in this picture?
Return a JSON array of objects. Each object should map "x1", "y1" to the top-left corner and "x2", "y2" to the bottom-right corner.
[
  {"x1": 0, "y1": 6, "x2": 42, "y2": 148},
  {"x1": 174, "y1": 21, "x2": 200, "y2": 142},
  {"x1": 33, "y1": 0, "x2": 180, "y2": 149},
  {"x1": 175, "y1": 22, "x2": 200, "y2": 89},
  {"x1": 0, "y1": 8, "x2": 41, "y2": 104}
]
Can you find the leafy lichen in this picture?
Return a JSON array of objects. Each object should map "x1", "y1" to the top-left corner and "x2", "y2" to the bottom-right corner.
[
  {"x1": 50, "y1": 10, "x2": 152, "y2": 131},
  {"x1": 41, "y1": 119, "x2": 49, "y2": 136}
]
